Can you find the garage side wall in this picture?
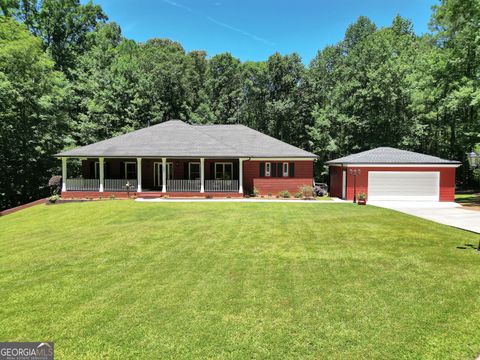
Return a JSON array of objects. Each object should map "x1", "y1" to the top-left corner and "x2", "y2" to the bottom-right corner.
[{"x1": 345, "y1": 166, "x2": 456, "y2": 202}]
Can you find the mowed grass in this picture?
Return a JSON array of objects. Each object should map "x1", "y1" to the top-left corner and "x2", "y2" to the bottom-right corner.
[{"x1": 1, "y1": 202, "x2": 480, "y2": 359}]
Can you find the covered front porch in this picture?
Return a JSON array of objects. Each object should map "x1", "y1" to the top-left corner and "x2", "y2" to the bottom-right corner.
[{"x1": 60, "y1": 157, "x2": 246, "y2": 195}]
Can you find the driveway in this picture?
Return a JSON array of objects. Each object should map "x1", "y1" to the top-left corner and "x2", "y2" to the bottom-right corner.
[{"x1": 369, "y1": 201, "x2": 480, "y2": 234}]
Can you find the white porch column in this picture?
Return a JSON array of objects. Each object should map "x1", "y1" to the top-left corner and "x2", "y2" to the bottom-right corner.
[
  {"x1": 61, "y1": 157, "x2": 67, "y2": 192},
  {"x1": 137, "y1": 158, "x2": 142, "y2": 192},
  {"x1": 239, "y1": 158, "x2": 245, "y2": 194},
  {"x1": 161, "y1": 157, "x2": 167, "y2": 193},
  {"x1": 200, "y1": 158, "x2": 205, "y2": 193},
  {"x1": 99, "y1": 157, "x2": 104, "y2": 192}
]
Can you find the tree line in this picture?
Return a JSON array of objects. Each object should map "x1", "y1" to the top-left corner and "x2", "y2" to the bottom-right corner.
[{"x1": 0, "y1": 0, "x2": 479, "y2": 210}]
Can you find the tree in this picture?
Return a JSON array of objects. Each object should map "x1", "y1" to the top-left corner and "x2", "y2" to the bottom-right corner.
[
  {"x1": 264, "y1": 52, "x2": 305, "y2": 143},
  {"x1": 206, "y1": 53, "x2": 242, "y2": 123},
  {"x1": 0, "y1": 16, "x2": 69, "y2": 210},
  {"x1": 429, "y1": 0, "x2": 480, "y2": 182},
  {"x1": 15, "y1": 0, "x2": 107, "y2": 74}
]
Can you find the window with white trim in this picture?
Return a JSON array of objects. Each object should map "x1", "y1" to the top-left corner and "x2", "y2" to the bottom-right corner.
[
  {"x1": 283, "y1": 162, "x2": 289, "y2": 177},
  {"x1": 125, "y1": 162, "x2": 137, "y2": 179},
  {"x1": 265, "y1": 162, "x2": 271, "y2": 177},
  {"x1": 215, "y1": 162, "x2": 233, "y2": 180}
]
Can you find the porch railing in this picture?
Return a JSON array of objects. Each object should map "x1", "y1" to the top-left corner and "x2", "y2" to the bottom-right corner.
[
  {"x1": 166, "y1": 180, "x2": 201, "y2": 192},
  {"x1": 105, "y1": 179, "x2": 138, "y2": 191},
  {"x1": 66, "y1": 179, "x2": 100, "y2": 191},
  {"x1": 205, "y1": 180, "x2": 238, "y2": 192},
  {"x1": 65, "y1": 179, "x2": 137, "y2": 191}
]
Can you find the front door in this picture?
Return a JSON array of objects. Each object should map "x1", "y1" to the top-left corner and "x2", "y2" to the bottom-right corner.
[{"x1": 154, "y1": 162, "x2": 173, "y2": 188}]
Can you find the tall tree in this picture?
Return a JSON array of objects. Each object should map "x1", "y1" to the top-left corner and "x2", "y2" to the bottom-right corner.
[
  {"x1": 429, "y1": 0, "x2": 480, "y2": 169},
  {"x1": 15, "y1": 0, "x2": 107, "y2": 74},
  {"x1": 206, "y1": 53, "x2": 242, "y2": 123},
  {"x1": 0, "y1": 16, "x2": 68, "y2": 210}
]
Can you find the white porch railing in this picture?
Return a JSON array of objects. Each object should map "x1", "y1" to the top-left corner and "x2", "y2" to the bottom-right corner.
[
  {"x1": 65, "y1": 179, "x2": 138, "y2": 191},
  {"x1": 66, "y1": 179, "x2": 100, "y2": 191},
  {"x1": 105, "y1": 179, "x2": 138, "y2": 191},
  {"x1": 205, "y1": 180, "x2": 238, "y2": 192},
  {"x1": 167, "y1": 180, "x2": 201, "y2": 192}
]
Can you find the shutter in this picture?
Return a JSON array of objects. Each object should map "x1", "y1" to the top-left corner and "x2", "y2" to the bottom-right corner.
[
  {"x1": 259, "y1": 162, "x2": 265, "y2": 177},
  {"x1": 277, "y1": 163, "x2": 282, "y2": 177},
  {"x1": 289, "y1": 162, "x2": 295, "y2": 177},
  {"x1": 271, "y1": 163, "x2": 277, "y2": 177},
  {"x1": 184, "y1": 162, "x2": 189, "y2": 179}
]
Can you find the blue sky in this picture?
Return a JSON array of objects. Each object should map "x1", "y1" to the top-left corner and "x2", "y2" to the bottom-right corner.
[{"x1": 89, "y1": 0, "x2": 438, "y2": 63}]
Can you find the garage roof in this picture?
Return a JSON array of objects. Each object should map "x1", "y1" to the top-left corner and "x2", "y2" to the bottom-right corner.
[
  {"x1": 55, "y1": 120, "x2": 318, "y2": 158},
  {"x1": 326, "y1": 147, "x2": 461, "y2": 165}
]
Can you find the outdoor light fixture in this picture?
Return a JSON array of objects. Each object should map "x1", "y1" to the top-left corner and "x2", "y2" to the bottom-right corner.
[
  {"x1": 349, "y1": 169, "x2": 361, "y2": 203},
  {"x1": 467, "y1": 150, "x2": 480, "y2": 252},
  {"x1": 468, "y1": 150, "x2": 480, "y2": 169}
]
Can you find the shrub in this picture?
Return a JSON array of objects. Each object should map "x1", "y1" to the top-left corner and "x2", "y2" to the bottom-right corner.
[
  {"x1": 109, "y1": 194, "x2": 116, "y2": 200},
  {"x1": 299, "y1": 185, "x2": 314, "y2": 199},
  {"x1": 358, "y1": 192, "x2": 366, "y2": 201},
  {"x1": 252, "y1": 187, "x2": 259, "y2": 197},
  {"x1": 48, "y1": 194, "x2": 59, "y2": 203},
  {"x1": 205, "y1": 194, "x2": 213, "y2": 199},
  {"x1": 278, "y1": 190, "x2": 291, "y2": 198},
  {"x1": 267, "y1": 192, "x2": 272, "y2": 197},
  {"x1": 294, "y1": 192, "x2": 303, "y2": 198}
]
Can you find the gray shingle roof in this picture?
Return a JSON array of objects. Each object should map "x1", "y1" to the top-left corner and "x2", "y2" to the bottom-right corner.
[
  {"x1": 326, "y1": 147, "x2": 461, "y2": 165},
  {"x1": 55, "y1": 120, "x2": 317, "y2": 158}
]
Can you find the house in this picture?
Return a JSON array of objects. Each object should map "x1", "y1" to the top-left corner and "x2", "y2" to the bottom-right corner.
[
  {"x1": 55, "y1": 120, "x2": 318, "y2": 197},
  {"x1": 327, "y1": 147, "x2": 461, "y2": 202}
]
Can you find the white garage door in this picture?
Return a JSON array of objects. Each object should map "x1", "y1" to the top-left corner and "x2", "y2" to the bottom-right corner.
[{"x1": 368, "y1": 171, "x2": 440, "y2": 201}]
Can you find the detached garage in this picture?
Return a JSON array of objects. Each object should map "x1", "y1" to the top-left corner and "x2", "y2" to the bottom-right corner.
[{"x1": 327, "y1": 147, "x2": 461, "y2": 202}]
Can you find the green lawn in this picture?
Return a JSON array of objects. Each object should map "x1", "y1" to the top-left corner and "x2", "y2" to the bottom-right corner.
[
  {"x1": 456, "y1": 193, "x2": 480, "y2": 204},
  {"x1": 1, "y1": 202, "x2": 480, "y2": 359}
]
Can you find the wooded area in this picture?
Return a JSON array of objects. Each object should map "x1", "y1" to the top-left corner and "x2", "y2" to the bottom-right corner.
[{"x1": 0, "y1": 0, "x2": 479, "y2": 210}]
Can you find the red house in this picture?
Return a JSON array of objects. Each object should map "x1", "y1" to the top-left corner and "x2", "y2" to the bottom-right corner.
[
  {"x1": 55, "y1": 120, "x2": 318, "y2": 198},
  {"x1": 327, "y1": 147, "x2": 461, "y2": 202}
]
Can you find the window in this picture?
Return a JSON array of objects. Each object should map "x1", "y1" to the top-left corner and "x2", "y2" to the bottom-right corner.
[
  {"x1": 283, "y1": 162, "x2": 289, "y2": 177},
  {"x1": 125, "y1": 162, "x2": 137, "y2": 179},
  {"x1": 189, "y1": 162, "x2": 200, "y2": 180},
  {"x1": 265, "y1": 162, "x2": 271, "y2": 177},
  {"x1": 215, "y1": 162, "x2": 233, "y2": 180}
]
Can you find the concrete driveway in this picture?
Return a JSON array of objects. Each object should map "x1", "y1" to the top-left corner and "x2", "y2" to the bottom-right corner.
[{"x1": 369, "y1": 201, "x2": 480, "y2": 234}]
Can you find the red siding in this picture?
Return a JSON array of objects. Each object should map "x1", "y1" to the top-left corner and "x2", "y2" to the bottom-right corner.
[
  {"x1": 243, "y1": 160, "x2": 314, "y2": 195},
  {"x1": 329, "y1": 166, "x2": 456, "y2": 202}
]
